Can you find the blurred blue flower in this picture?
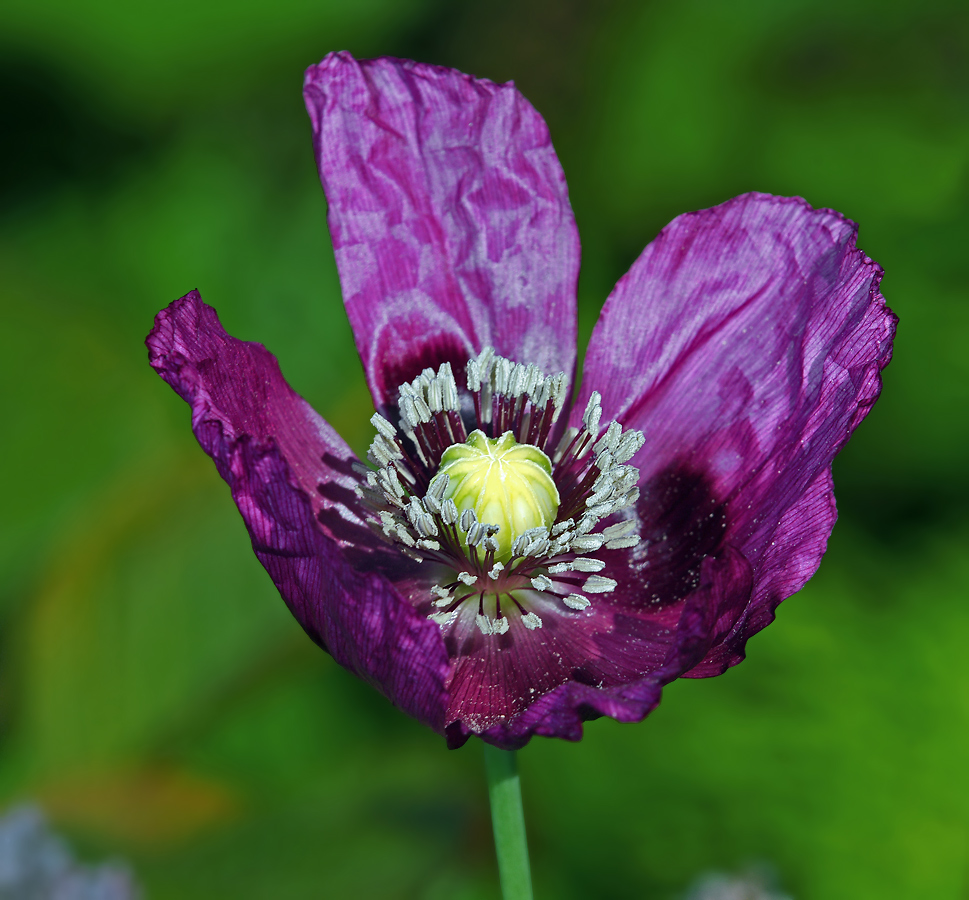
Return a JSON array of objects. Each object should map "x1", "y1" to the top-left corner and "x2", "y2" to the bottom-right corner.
[{"x1": 0, "y1": 805, "x2": 139, "y2": 900}]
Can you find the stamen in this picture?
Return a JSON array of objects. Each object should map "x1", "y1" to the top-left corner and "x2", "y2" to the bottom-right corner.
[
  {"x1": 357, "y1": 345, "x2": 646, "y2": 639},
  {"x1": 530, "y1": 574, "x2": 553, "y2": 591},
  {"x1": 521, "y1": 612, "x2": 543, "y2": 630},
  {"x1": 583, "y1": 575, "x2": 617, "y2": 594}
]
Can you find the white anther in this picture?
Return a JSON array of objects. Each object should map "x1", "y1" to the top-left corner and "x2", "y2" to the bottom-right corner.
[
  {"x1": 522, "y1": 364, "x2": 541, "y2": 396},
  {"x1": 489, "y1": 562, "x2": 505, "y2": 579},
  {"x1": 587, "y1": 479, "x2": 616, "y2": 509},
  {"x1": 427, "y1": 378, "x2": 443, "y2": 412},
  {"x1": 477, "y1": 346, "x2": 495, "y2": 380},
  {"x1": 551, "y1": 519, "x2": 574, "y2": 537},
  {"x1": 596, "y1": 420, "x2": 622, "y2": 454},
  {"x1": 498, "y1": 358, "x2": 517, "y2": 394},
  {"x1": 400, "y1": 396, "x2": 419, "y2": 430},
  {"x1": 586, "y1": 500, "x2": 617, "y2": 519},
  {"x1": 595, "y1": 450, "x2": 615, "y2": 473},
  {"x1": 415, "y1": 513, "x2": 438, "y2": 538},
  {"x1": 370, "y1": 413, "x2": 398, "y2": 441},
  {"x1": 460, "y1": 508, "x2": 477, "y2": 532},
  {"x1": 529, "y1": 378, "x2": 549, "y2": 408},
  {"x1": 563, "y1": 593, "x2": 591, "y2": 610},
  {"x1": 440, "y1": 499, "x2": 458, "y2": 525},
  {"x1": 606, "y1": 535, "x2": 641, "y2": 550},
  {"x1": 530, "y1": 574, "x2": 553, "y2": 591},
  {"x1": 457, "y1": 571, "x2": 477, "y2": 586},
  {"x1": 467, "y1": 358, "x2": 481, "y2": 392},
  {"x1": 521, "y1": 612, "x2": 543, "y2": 630},
  {"x1": 475, "y1": 614, "x2": 493, "y2": 635},
  {"x1": 547, "y1": 563, "x2": 570, "y2": 574},
  {"x1": 571, "y1": 534, "x2": 605, "y2": 552},
  {"x1": 405, "y1": 496, "x2": 422, "y2": 525},
  {"x1": 431, "y1": 585, "x2": 452, "y2": 606},
  {"x1": 466, "y1": 522, "x2": 485, "y2": 547},
  {"x1": 423, "y1": 493, "x2": 441, "y2": 515},
  {"x1": 378, "y1": 510, "x2": 397, "y2": 528},
  {"x1": 508, "y1": 363, "x2": 526, "y2": 397},
  {"x1": 416, "y1": 539, "x2": 441, "y2": 551},
  {"x1": 549, "y1": 536, "x2": 572, "y2": 555},
  {"x1": 614, "y1": 429, "x2": 645, "y2": 464},
  {"x1": 429, "y1": 610, "x2": 457, "y2": 627},
  {"x1": 582, "y1": 391, "x2": 602, "y2": 437},
  {"x1": 368, "y1": 437, "x2": 399, "y2": 468},
  {"x1": 427, "y1": 473, "x2": 449, "y2": 500},
  {"x1": 575, "y1": 515, "x2": 597, "y2": 535},
  {"x1": 439, "y1": 365, "x2": 459, "y2": 410},
  {"x1": 584, "y1": 575, "x2": 617, "y2": 594},
  {"x1": 377, "y1": 469, "x2": 398, "y2": 500},
  {"x1": 510, "y1": 526, "x2": 549, "y2": 559},
  {"x1": 414, "y1": 395, "x2": 432, "y2": 423},
  {"x1": 492, "y1": 617, "x2": 509, "y2": 635},
  {"x1": 602, "y1": 509, "x2": 632, "y2": 534},
  {"x1": 394, "y1": 526, "x2": 417, "y2": 547},
  {"x1": 482, "y1": 536, "x2": 500, "y2": 554},
  {"x1": 571, "y1": 557, "x2": 607, "y2": 572},
  {"x1": 613, "y1": 467, "x2": 639, "y2": 492}
]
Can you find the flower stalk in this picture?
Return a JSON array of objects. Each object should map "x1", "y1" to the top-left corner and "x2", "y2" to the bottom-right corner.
[{"x1": 484, "y1": 744, "x2": 533, "y2": 900}]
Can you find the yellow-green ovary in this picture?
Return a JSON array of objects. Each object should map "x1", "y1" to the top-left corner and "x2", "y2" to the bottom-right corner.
[{"x1": 438, "y1": 430, "x2": 560, "y2": 562}]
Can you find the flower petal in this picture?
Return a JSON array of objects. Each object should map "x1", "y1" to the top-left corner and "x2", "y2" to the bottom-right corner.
[
  {"x1": 576, "y1": 193, "x2": 896, "y2": 671},
  {"x1": 147, "y1": 291, "x2": 450, "y2": 731},
  {"x1": 304, "y1": 52, "x2": 580, "y2": 413},
  {"x1": 445, "y1": 546, "x2": 752, "y2": 750}
]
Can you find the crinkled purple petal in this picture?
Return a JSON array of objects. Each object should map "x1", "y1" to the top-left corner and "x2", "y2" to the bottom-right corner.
[
  {"x1": 146, "y1": 291, "x2": 450, "y2": 731},
  {"x1": 304, "y1": 52, "x2": 580, "y2": 414},
  {"x1": 575, "y1": 193, "x2": 896, "y2": 675}
]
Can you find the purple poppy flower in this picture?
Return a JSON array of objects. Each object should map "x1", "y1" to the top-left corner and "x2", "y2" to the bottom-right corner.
[{"x1": 146, "y1": 52, "x2": 895, "y2": 750}]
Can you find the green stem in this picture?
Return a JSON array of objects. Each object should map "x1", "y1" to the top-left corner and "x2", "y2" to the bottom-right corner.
[{"x1": 484, "y1": 743, "x2": 534, "y2": 900}]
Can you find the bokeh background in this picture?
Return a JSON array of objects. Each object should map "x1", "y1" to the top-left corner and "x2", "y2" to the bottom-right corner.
[{"x1": 1, "y1": 0, "x2": 967, "y2": 897}]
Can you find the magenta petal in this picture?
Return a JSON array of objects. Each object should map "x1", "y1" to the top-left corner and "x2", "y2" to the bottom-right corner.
[
  {"x1": 146, "y1": 291, "x2": 450, "y2": 731},
  {"x1": 577, "y1": 193, "x2": 896, "y2": 673},
  {"x1": 304, "y1": 52, "x2": 580, "y2": 412}
]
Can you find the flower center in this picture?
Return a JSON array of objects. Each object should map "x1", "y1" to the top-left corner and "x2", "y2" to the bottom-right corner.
[
  {"x1": 438, "y1": 430, "x2": 559, "y2": 563},
  {"x1": 354, "y1": 347, "x2": 645, "y2": 637}
]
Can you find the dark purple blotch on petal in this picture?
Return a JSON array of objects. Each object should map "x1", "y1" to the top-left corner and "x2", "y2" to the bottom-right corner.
[{"x1": 577, "y1": 193, "x2": 895, "y2": 683}]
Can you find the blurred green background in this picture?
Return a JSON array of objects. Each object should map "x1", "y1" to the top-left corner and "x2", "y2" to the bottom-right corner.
[{"x1": 1, "y1": 0, "x2": 967, "y2": 897}]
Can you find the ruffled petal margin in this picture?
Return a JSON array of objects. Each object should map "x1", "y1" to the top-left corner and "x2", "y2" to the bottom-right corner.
[
  {"x1": 146, "y1": 291, "x2": 450, "y2": 732},
  {"x1": 304, "y1": 52, "x2": 580, "y2": 415},
  {"x1": 576, "y1": 193, "x2": 896, "y2": 677}
]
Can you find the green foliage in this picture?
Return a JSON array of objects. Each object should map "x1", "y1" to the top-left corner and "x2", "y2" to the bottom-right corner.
[{"x1": 0, "y1": 0, "x2": 967, "y2": 897}]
